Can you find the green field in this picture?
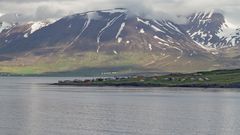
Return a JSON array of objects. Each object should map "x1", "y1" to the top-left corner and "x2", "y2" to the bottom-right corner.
[{"x1": 55, "y1": 69, "x2": 240, "y2": 88}]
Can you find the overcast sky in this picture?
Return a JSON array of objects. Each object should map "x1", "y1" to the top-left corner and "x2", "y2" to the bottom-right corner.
[{"x1": 0, "y1": 0, "x2": 240, "y2": 24}]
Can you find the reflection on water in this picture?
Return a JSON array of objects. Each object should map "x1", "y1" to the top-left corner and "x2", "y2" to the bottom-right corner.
[{"x1": 0, "y1": 77, "x2": 240, "y2": 135}]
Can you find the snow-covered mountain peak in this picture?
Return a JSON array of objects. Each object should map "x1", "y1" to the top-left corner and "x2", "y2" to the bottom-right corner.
[{"x1": 184, "y1": 10, "x2": 240, "y2": 48}]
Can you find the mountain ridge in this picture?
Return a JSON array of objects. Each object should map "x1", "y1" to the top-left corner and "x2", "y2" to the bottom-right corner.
[{"x1": 0, "y1": 8, "x2": 239, "y2": 75}]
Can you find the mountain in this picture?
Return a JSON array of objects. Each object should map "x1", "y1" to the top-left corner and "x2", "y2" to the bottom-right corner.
[
  {"x1": 0, "y1": 8, "x2": 239, "y2": 75},
  {"x1": 183, "y1": 11, "x2": 240, "y2": 48}
]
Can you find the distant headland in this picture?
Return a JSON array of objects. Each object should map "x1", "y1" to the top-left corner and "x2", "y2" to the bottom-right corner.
[{"x1": 52, "y1": 69, "x2": 240, "y2": 88}]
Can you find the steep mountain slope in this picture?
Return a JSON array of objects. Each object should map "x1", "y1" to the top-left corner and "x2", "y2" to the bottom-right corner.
[{"x1": 0, "y1": 9, "x2": 239, "y2": 75}]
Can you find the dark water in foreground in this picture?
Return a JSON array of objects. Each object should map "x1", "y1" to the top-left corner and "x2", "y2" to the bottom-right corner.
[{"x1": 1, "y1": 77, "x2": 240, "y2": 135}]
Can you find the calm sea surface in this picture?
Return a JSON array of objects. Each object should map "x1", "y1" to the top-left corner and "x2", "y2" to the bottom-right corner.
[{"x1": 0, "y1": 77, "x2": 240, "y2": 135}]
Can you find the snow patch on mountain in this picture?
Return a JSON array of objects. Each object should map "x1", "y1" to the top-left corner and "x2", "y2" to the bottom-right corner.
[
  {"x1": 148, "y1": 44, "x2": 152, "y2": 51},
  {"x1": 116, "y1": 22, "x2": 125, "y2": 39},
  {"x1": 154, "y1": 35, "x2": 167, "y2": 43},
  {"x1": 117, "y1": 37, "x2": 122, "y2": 43},
  {"x1": 30, "y1": 22, "x2": 47, "y2": 34},
  {"x1": 218, "y1": 19, "x2": 238, "y2": 37},
  {"x1": 0, "y1": 22, "x2": 12, "y2": 33},
  {"x1": 113, "y1": 50, "x2": 118, "y2": 54},
  {"x1": 151, "y1": 24, "x2": 163, "y2": 32},
  {"x1": 24, "y1": 33, "x2": 28, "y2": 38},
  {"x1": 139, "y1": 28, "x2": 145, "y2": 34},
  {"x1": 30, "y1": 19, "x2": 56, "y2": 34},
  {"x1": 137, "y1": 17, "x2": 150, "y2": 25},
  {"x1": 207, "y1": 10, "x2": 214, "y2": 18}
]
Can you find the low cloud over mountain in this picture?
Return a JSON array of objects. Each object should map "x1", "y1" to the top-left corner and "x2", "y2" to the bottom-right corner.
[{"x1": 0, "y1": 0, "x2": 239, "y2": 24}]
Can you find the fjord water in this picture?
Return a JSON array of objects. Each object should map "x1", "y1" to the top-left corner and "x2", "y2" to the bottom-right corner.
[{"x1": 1, "y1": 77, "x2": 240, "y2": 135}]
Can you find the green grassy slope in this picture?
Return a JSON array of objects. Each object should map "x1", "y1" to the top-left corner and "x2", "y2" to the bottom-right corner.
[{"x1": 0, "y1": 51, "x2": 219, "y2": 76}]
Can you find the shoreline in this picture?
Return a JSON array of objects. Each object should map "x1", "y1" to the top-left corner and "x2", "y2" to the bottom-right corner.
[{"x1": 51, "y1": 82, "x2": 240, "y2": 88}]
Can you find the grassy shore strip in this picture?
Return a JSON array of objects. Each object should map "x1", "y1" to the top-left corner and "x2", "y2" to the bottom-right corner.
[{"x1": 52, "y1": 69, "x2": 240, "y2": 88}]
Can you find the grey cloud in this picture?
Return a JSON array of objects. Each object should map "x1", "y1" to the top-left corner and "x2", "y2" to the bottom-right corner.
[
  {"x1": 0, "y1": 0, "x2": 240, "y2": 24},
  {"x1": 35, "y1": 5, "x2": 65, "y2": 20}
]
